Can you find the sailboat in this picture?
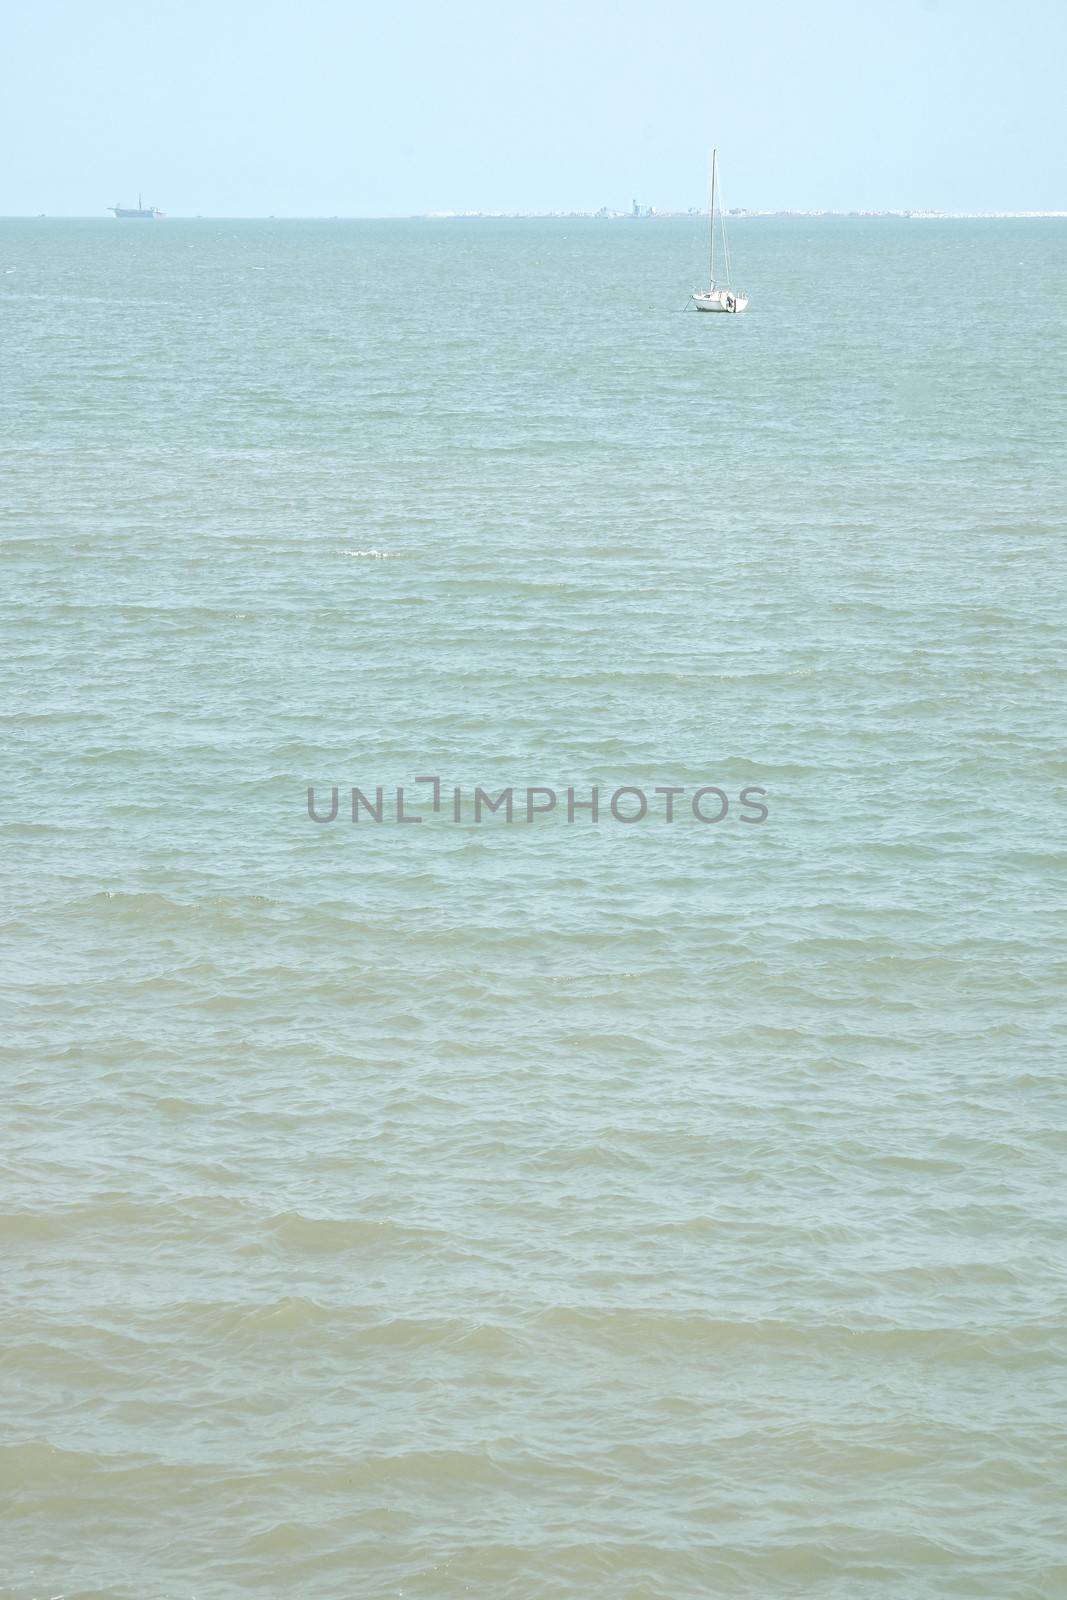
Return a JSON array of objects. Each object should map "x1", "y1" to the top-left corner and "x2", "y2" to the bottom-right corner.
[{"x1": 692, "y1": 150, "x2": 748, "y2": 313}]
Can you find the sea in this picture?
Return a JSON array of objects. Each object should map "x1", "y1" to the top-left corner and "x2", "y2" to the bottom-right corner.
[{"x1": 2, "y1": 216, "x2": 1065, "y2": 1599}]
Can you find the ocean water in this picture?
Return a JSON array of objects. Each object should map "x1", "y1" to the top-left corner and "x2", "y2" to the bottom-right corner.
[{"x1": 2, "y1": 216, "x2": 1065, "y2": 1599}]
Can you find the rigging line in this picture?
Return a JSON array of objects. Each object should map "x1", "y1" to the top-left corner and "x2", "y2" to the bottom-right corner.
[
  {"x1": 718, "y1": 174, "x2": 733, "y2": 286},
  {"x1": 708, "y1": 149, "x2": 717, "y2": 285}
]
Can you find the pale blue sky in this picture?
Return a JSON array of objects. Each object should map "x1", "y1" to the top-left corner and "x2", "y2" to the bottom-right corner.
[{"x1": 2, "y1": 0, "x2": 1063, "y2": 216}]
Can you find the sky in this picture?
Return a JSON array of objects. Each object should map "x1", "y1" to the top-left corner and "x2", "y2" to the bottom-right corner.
[{"x1": 1, "y1": 0, "x2": 1064, "y2": 216}]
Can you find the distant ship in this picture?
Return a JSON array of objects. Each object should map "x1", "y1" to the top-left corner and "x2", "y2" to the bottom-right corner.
[{"x1": 109, "y1": 194, "x2": 162, "y2": 219}]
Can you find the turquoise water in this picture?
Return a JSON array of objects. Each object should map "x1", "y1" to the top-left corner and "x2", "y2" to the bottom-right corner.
[{"x1": 2, "y1": 217, "x2": 1066, "y2": 1598}]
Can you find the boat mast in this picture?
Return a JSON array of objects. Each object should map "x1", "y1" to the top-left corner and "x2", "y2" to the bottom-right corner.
[{"x1": 708, "y1": 149, "x2": 717, "y2": 286}]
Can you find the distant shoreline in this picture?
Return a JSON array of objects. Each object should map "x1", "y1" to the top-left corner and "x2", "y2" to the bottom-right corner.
[
  {"x1": 421, "y1": 209, "x2": 1067, "y2": 221},
  {"x1": 7, "y1": 210, "x2": 1067, "y2": 222}
]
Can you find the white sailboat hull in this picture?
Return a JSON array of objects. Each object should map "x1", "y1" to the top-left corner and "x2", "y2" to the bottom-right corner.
[{"x1": 693, "y1": 288, "x2": 748, "y2": 313}]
